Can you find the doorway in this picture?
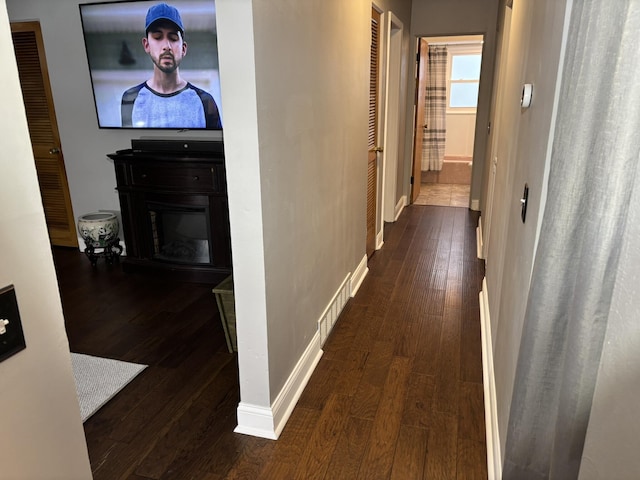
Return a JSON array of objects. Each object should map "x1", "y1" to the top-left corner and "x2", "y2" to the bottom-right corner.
[{"x1": 412, "y1": 35, "x2": 484, "y2": 208}]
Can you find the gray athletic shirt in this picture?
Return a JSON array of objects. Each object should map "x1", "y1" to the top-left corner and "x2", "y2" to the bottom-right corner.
[{"x1": 121, "y1": 82, "x2": 222, "y2": 129}]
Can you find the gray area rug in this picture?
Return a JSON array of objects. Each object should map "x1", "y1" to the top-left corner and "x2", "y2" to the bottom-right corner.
[{"x1": 71, "y1": 353, "x2": 147, "y2": 422}]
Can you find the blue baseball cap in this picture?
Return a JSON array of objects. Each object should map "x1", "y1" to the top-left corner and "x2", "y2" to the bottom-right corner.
[{"x1": 145, "y1": 3, "x2": 184, "y2": 33}]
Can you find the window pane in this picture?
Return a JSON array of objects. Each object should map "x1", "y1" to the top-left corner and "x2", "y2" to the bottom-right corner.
[
  {"x1": 451, "y1": 54, "x2": 481, "y2": 80},
  {"x1": 450, "y1": 82, "x2": 479, "y2": 108}
]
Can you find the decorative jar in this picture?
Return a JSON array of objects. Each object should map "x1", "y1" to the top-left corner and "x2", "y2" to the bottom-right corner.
[{"x1": 77, "y1": 212, "x2": 119, "y2": 248}]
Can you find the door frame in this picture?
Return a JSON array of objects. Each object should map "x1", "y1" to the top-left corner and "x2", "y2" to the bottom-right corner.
[
  {"x1": 408, "y1": 33, "x2": 492, "y2": 212},
  {"x1": 379, "y1": 11, "x2": 404, "y2": 229}
]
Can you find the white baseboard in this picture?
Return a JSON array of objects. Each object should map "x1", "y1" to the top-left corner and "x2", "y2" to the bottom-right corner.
[
  {"x1": 394, "y1": 195, "x2": 406, "y2": 221},
  {"x1": 471, "y1": 198, "x2": 480, "y2": 211},
  {"x1": 479, "y1": 278, "x2": 502, "y2": 479},
  {"x1": 234, "y1": 257, "x2": 369, "y2": 440},
  {"x1": 376, "y1": 230, "x2": 384, "y2": 251},
  {"x1": 350, "y1": 254, "x2": 368, "y2": 297},
  {"x1": 318, "y1": 274, "x2": 351, "y2": 345},
  {"x1": 234, "y1": 403, "x2": 279, "y2": 440},
  {"x1": 234, "y1": 330, "x2": 323, "y2": 440},
  {"x1": 477, "y1": 217, "x2": 484, "y2": 260}
]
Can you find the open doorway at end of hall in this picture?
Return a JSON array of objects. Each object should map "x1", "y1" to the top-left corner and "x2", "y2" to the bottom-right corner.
[{"x1": 412, "y1": 34, "x2": 484, "y2": 208}]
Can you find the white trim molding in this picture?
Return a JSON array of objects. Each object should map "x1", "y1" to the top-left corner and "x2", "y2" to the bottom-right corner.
[
  {"x1": 376, "y1": 230, "x2": 385, "y2": 251},
  {"x1": 477, "y1": 216, "x2": 484, "y2": 259},
  {"x1": 350, "y1": 254, "x2": 369, "y2": 297},
  {"x1": 234, "y1": 330, "x2": 323, "y2": 440},
  {"x1": 479, "y1": 277, "x2": 502, "y2": 479},
  {"x1": 394, "y1": 195, "x2": 406, "y2": 221}
]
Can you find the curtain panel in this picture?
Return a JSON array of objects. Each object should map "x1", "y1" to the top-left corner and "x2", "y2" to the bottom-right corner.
[{"x1": 421, "y1": 45, "x2": 447, "y2": 171}]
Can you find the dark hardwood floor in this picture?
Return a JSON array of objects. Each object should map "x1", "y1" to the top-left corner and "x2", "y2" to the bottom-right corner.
[{"x1": 54, "y1": 204, "x2": 486, "y2": 480}]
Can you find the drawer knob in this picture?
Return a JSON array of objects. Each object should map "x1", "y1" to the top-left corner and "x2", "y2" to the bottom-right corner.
[
  {"x1": 193, "y1": 176, "x2": 199, "y2": 181},
  {"x1": 141, "y1": 173, "x2": 147, "y2": 179}
]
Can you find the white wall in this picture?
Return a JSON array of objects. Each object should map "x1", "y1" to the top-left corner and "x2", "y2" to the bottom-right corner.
[
  {"x1": 446, "y1": 113, "x2": 476, "y2": 158},
  {"x1": 0, "y1": 1, "x2": 91, "y2": 477},
  {"x1": 483, "y1": 0, "x2": 570, "y2": 463}
]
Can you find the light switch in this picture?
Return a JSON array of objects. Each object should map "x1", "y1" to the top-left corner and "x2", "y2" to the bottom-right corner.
[
  {"x1": 521, "y1": 184, "x2": 529, "y2": 223},
  {"x1": 521, "y1": 83, "x2": 533, "y2": 108},
  {"x1": 0, "y1": 285, "x2": 26, "y2": 362}
]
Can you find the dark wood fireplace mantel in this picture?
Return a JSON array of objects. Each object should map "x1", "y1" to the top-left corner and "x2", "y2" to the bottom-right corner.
[{"x1": 108, "y1": 145, "x2": 232, "y2": 284}]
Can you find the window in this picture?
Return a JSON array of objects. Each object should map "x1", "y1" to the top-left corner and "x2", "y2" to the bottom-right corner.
[{"x1": 447, "y1": 44, "x2": 483, "y2": 112}]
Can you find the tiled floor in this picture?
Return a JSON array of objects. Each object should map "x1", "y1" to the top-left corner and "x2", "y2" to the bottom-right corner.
[{"x1": 414, "y1": 183, "x2": 470, "y2": 207}]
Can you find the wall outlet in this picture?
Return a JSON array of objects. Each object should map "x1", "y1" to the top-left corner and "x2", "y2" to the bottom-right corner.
[{"x1": 0, "y1": 285, "x2": 26, "y2": 362}]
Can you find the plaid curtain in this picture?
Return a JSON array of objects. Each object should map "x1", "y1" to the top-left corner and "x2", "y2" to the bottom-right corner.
[{"x1": 422, "y1": 45, "x2": 448, "y2": 171}]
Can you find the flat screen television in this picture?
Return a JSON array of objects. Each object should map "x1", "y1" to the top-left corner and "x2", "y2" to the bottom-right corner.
[{"x1": 79, "y1": 0, "x2": 222, "y2": 130}]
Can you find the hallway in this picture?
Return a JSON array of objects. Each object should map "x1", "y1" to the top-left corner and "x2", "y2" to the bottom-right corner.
[
  {"x1": 230, "y1": 204, "x2": 487, "y2": 478},
  {"x1": 56, "y1": 204, "x2": 487, "y2": 479}
]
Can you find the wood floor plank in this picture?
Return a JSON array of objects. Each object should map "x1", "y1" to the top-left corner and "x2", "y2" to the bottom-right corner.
[
  {"x1": 432, "y1": 307, "x2": 462, "y2": 415},
  {"x1": 258, "y1": 407, "x2": 321, "y2": 478},
  {"x1": 293, "y1": 393, "x2": 353, "y2": 480},
  {"x1": 135, "y1": 359, "x2": 239, "y2": 478},
  {"x1": 357, "y1": 356, "x2": 412, "y2": 480},
  {"x1": 349, "y1": 340, "x2": 394, "y2": 419},
  {"x1": 390, "y1": 425, "x2": 429, "y2": 480},
  {"x1": 424, "y1": 411, "x2": 458, "y2": 480},
  {"x1": 456, "y1": 437, "x2": 488, "y2": 480},
  {"x1": 328, "y1": 348, "x2": 370, "y2": 397},
  {"x1": 458, "y1": 382, "x2": 486, "y2": 444},
  {"x1": 223, "y1": 438, "x2": 276, "y2": 480},
  {"x1": 460, "y1": 310, "x2": 484, "y2": 384},
  {"x1": 323, "y1": 416, "x2": 373, "y2": 480},
  {"x1": 297, "y1": 355, "x2": 345, "y2": 410},
  {"x1": 401, "y1": 372, "x2": 436, "y2": 428}
]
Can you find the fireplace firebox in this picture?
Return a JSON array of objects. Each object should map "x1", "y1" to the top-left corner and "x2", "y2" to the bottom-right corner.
[{"x1": 108, "y1": 142, "x2": 231, "y2": 284}]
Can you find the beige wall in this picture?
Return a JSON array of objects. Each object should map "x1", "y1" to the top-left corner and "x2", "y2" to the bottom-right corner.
[
  {"x1": 251, "y1": 0, "x2": 371, "y2": 395},
  {"x1": 0, "y1": 1, "x2": 91, "y2": 477}
]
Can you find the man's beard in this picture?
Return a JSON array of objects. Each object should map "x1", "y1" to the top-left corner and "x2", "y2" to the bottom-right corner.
[{"x1": 153, "y1": 54, "x2": 179, "y2": 74}]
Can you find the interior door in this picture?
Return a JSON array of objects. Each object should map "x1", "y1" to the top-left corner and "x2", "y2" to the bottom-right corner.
[
  {"x1": 11, "y1": 21, "x2": 78, "y2": 247},
  {"x1": 411, "y1": 38, "x2": 429, "y2": 203},
  {"x1": 367, "y1": 7, "x2": 381, "y2": 257}
]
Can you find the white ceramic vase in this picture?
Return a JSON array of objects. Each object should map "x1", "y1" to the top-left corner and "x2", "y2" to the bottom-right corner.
[{"x1": 77, "y1": 212, "x2": 119, "y2": 248}]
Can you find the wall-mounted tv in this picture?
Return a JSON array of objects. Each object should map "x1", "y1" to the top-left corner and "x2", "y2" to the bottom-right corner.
[{"x1": 79, "y1": 0, "x2": 222, "y2": 130}]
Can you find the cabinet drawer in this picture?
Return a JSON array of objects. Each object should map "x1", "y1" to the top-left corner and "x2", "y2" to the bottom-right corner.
[{"x1": 130, "y1": 164, "x2": 218, "y2": 191}]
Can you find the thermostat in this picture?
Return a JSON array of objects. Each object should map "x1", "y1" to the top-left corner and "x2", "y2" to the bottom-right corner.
[{"x1": 521, "y1": 83, "x2": 533, "y2": 108}]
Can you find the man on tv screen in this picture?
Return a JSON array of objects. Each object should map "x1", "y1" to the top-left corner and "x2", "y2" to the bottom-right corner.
[{"x1": 121, "y1": 2, "x2": 222, "y2": 129}]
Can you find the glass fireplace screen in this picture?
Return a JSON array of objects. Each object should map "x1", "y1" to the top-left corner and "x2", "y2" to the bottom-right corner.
[{"x1": 148, "y1": 202, "x2": 211, "y2": 265}]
